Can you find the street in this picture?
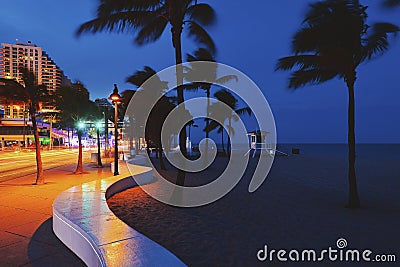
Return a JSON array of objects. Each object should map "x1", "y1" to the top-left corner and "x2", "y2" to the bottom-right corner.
[{"x1": 0, "y1": 149, "x2": 94, "y2": 182}]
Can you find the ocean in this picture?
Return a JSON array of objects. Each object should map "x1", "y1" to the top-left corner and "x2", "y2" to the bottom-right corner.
[
  {"x1": 277, "y1": 144, "x2": 400, "y2": 160},
  {"x1": 211, "y1": 143, "x2": 400, "y2": 159}
]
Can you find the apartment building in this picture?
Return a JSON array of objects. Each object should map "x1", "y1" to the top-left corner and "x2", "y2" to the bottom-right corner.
[
  {"x1": 0, "y1": 41, "x2": 71, "y2": 116},
  {"x1": 0, "y1": 41, "x2": 72, "y2": 145}
]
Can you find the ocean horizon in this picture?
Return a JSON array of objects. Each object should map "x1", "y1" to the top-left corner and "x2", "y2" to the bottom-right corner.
[{"x1": 203, "y1": 143, "x2": 400, "y2": 159}]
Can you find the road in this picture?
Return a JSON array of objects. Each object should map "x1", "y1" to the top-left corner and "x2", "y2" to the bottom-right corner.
[{"x1": 0, "y1": 149, "x2": 93, "y2": 182}]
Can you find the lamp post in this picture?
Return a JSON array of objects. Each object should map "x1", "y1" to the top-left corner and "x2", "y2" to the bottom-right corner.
[
  {"x1": 95, "y1": 121, "x2": 103, "y2": 167},
  {"x1": 109, "y1": 84, "x2": 121, "y2": 176},
  {"x1": 23, "y1": 105, "x2": 27, "y2": 148}
]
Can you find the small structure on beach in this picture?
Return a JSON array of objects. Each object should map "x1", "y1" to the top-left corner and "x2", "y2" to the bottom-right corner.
[
  {"x1": 247, "y1": 130, "x2": 271, "y2": 150},
  {"x1": 246, "y1": 130, "x2": 288, "y2": 157}
]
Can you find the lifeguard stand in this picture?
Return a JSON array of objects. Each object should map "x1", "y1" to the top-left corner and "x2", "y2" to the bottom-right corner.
[{"x1": 246, "y1": 130, "x2": 287, "y2": 157}]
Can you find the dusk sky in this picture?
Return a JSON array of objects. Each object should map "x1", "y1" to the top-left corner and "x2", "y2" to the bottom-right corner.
[{"x1": 1, "y1": 0, "x2": 399, "y2": 143}]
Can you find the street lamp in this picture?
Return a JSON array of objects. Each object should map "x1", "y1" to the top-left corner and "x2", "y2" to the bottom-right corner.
[
  {"x1": 22, "y1": 105, "x2": 27, "y2": 148},
  {"x1": 77, "y1": 121, "x2": 85, "y2": 130},
  {"x1": 109, "y1": 84, "x2": 122, "y2": 176},
  {"x1": 95, "y1": 121, "x2": 103, "y2": 168}
]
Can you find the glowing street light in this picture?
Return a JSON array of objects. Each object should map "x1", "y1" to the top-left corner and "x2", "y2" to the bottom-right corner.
[
  {"x1": 109, "y1": 84, "x2": 121, "y2": 176},
  {"x1": 77, "y1": 121, "x2": 85, "y2": 130}
]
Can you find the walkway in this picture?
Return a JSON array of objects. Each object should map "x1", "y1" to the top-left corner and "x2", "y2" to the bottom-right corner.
[{"x1": 0, "y1": 161, "x2": 114, "y2": 266}]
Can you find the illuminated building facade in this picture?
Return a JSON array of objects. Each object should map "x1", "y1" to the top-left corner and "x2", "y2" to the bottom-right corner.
[{"x1": 0, "y1": 41, "x2": 71, "y2": 117}]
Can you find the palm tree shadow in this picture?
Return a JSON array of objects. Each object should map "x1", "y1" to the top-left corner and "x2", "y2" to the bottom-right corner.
[{"x1": 27, "y1": 218, "x2": 85, "y2": 266}]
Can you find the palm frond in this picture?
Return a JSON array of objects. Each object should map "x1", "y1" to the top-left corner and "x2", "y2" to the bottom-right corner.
[
  {"x1": 215, "y1": 75, "x2": 238, "y2": 84},
  {"x1": 304, "y1": 1, "x2": 332, "y2": 26},
  {"x1": 186, "y1": 21, "x2": 216, "y2": 54},
  {"x1": 126, "y1": 66, "x2": 157, "y2": 87},
  {"x1": 214, "y1": 89, "x2": 237, "y2": 108},
  {"x1": 235, "y1": 107, "x2": 252, "y2": 116},
  {"x1": 182, "y1": 82, "x2": 204, "y2": 92},
  {"x1": 97, "y1": 0, "x2": 162, "y2": 16},
  {"x1": 362, "y1": 22, "x2": 399, "y2": 60},
  {"x1": 76, "y1": 11, "x2": 154, "y2": 35},
  {"x1": 204, "y1": 120, "x2": 220, "y2": 133},
  {"x1": 275, "y1": 55, "x2": 321, "y2": 71},
  {"x1": 0, "y1": 78, "x2": 25, "y2": 90},
  {"x1": 135, "y1": 16, "x2": 168, "y2": 45},
  {"x1": 292, "y1": 27, "x2": 320, "y2": 54},
  {"x1": 0, "y1": 68, "x2": 52, "y2": 108},
  {"x1": 186, "y1": 47, "x2": 215, "y2": 62},
  {"x1": 288, "y1": 69, "x2": 338, "y2": 89},
  {"x1": 186, "y1": 3, "x2": 216, "y2": 26},
  {"x1": 0, "y1": 83, "x2": 27, "y2": 104}
]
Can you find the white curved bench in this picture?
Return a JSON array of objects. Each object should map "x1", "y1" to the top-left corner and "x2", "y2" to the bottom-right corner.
[{"x1": 53, "y1": 157, "x2": 186, "y2": 267}]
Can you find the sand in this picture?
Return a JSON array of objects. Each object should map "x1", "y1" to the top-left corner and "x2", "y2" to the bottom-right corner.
[{"x1": 107, "y1": 145, "x2": 400, "y2": 266}]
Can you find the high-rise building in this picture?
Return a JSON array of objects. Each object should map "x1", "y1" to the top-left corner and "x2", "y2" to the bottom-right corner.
[{"x1": 0, "y1": 41, "x2": 72, "y2": 117}]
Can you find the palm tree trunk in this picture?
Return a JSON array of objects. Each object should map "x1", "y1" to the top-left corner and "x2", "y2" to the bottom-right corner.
[
  {"x1": 221, "y1": 127, "x2": 226, "y2": 155},
  {"x1": 204, "y1": 88, "x2": 210, "y2": 164},
  {"x1": 129, "y1": 135, "x2": 133, "y2": 154},
  {"x1": 32, "y1": 113, "x2": 44, "y2": 184},
  {"x1": 227, "y1": 117, "x2": 232, "y2": 156},
  {"x1": 75, "y1": 130, "x2": 83, "y2": 174},
  {"x1": 97, "y1": 128, "x2": 102, "y2": 167},
  {"x1": 173, "y1": 26, "x2": 187, "y2": 186},
  {"x1": 135, "y1": 137, "x2": 139, "y2": 155},
  {"x1": 67, "y1": 128, "x2": 71, "y2": 149},
  {"x1": 346, "y1": 74, "x2": 361, "y2": 209},
  {"x1": 158, "y1": 140, "x2": 166, "y2": 170}
]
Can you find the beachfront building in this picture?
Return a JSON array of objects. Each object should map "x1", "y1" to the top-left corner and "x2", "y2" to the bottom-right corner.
[
  {"x1": 0, "y1": 41, "x2": 72, "y2": 115},
  {"x1": 0, "y1": 117, "x2": 68, "y2": 149},
  {"x1": 0, "y1": 41, "x2": 72, "y2": 146}
]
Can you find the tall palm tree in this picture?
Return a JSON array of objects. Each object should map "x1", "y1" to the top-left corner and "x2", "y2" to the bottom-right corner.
[
  {"x1": 276, "y1": 0, "x2": 399, "y2": 208},
  {"x1": 75, "y1": 121, "x2": 85, "y2": 174},
  {"x1": 56, "y1": 82, "x2": 99, "y2": 174},
  {"x1": 124, "y1": 66, "x2": 171, "y2": 170},
  {"x1": 185, "y1": 48, "x2": 238, "y2": 155},
  {"x1": 0, "y1": 68, "x2": 49, "y2": 184},
  {"x1": 206, "y1": 89, "x2": 251, "y2": 155},
  {"x1": 77, "y1": 0, "x2": 216, "y2": 185},
  {"x1": 120, "y1": 89, "x2": 137, "y2": 155}
]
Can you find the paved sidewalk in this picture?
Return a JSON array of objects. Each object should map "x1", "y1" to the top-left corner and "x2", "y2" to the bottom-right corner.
[{"x1": 0, "y1": 160, "x2": 125, "y2": 266}]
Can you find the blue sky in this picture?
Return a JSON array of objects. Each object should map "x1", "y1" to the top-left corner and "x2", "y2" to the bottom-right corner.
[{"x1": 1, "y1": 0, "x2": 399, "y2": 143}]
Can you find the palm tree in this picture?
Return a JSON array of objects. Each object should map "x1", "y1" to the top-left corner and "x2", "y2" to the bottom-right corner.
[
  {"x1": 0, "y1": 68, "x2": 49, "y2": 184},
  {"x1": 120, "y1": 89, "x2": 137, "y2": 155},
  {"x1": 124, "y1": 66, "x2": 172, "y2": 170},
  {"x1": 75, "y1": 121, "x2": 85, "y2": 174},
  {"x1": 185, "y1": 48, "x2": 238, "y2": 158},
  {"x1": 77, "y1": 0, "x2": 216, "y2": 185},
  {"x1": 206, "y1": 89, "x2": 251, "y2": 155},
  {"x1": 276, "y1": 0, "x2": 399, "y2": 209},
  {"x1": 56, "y1": 82, "x2": 99, "y2": 174}
]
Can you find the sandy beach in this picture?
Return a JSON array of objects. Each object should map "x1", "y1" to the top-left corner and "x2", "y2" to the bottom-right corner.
[{"x1": 107, "y1": 144, "x2": 400, "y2": 266}]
